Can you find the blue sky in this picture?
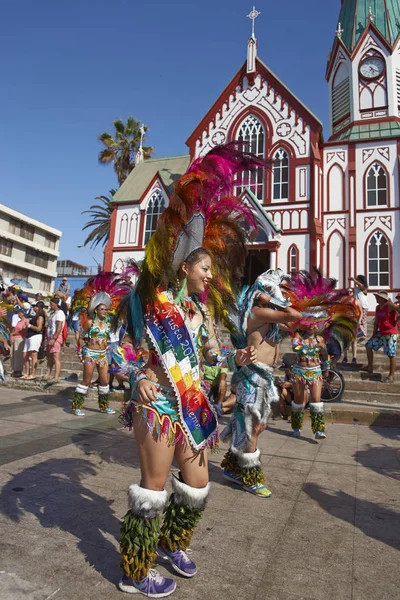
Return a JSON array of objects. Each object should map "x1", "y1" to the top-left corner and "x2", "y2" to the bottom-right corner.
[{"x1": 1, "y1": 0, "x2": 340, "y2": 266}]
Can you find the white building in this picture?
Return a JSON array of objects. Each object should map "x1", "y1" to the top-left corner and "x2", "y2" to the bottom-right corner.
[
  {"x1": 0, "y1": 204, "x2": 61, "y2": 295},
  {"x1": 104, "y1": 1, "x2": 400, "y2": 310}
]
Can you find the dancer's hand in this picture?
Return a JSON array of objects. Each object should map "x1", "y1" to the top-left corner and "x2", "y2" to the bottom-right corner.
[
  {"x1": 137, "y1": 378, "x2": 158, "y2": 404},
  {"x1": 257, "y1": 293, "x2": 271, "y2": 306},
  {"x1": 235, "y1": 346, "x2": 257, "y2": 366}
]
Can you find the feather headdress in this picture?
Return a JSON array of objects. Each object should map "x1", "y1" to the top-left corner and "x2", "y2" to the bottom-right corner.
[
  {"x1": 70, "y1": 270, "x2": 135, "y2": 327},
  {"x1": 132, "y1": 142, "x2": 268, "y2": 341},
  {"x1": 284, "y1": 269, "x2": 360, "y2": 346}
]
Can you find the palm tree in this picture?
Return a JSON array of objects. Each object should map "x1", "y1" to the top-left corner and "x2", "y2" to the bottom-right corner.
[
  {"x1": 81, "y1": 189, "x2": 116, "y2": 249},
  {"x1": 98, "y1": 117, "x2": 154, "y2": 185}
]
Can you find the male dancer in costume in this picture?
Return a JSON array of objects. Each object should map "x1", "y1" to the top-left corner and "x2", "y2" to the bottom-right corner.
[{"x1": 221, "y1": 270, "x2": 302, "y2": 497}]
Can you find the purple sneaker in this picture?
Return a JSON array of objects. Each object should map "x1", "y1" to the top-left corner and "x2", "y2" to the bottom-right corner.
[
  {"x1": 118, "y1": 569, "x2": 176, "y2": 597},
  {"x1": 157, "y1": 547, "x2": 197, "y2": 578}
]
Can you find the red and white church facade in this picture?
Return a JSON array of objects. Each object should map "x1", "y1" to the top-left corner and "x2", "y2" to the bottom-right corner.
[{"x1": 104, "y1": 1, "x2": 400, "y2": 308}]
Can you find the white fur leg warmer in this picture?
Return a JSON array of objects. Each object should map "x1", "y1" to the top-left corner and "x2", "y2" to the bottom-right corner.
[
  {"x1": 75, "y1": 384, "x2": 88, "y2": 394},
  {"x1": 309, "y1": 402, "x2": 324, "y2": 414},
  {"x1": 291, "y1": 401, "x2": 304, "y2": 413},
  {"x1": 98, "y1": 385, "x2": 109, "y2": 395},
  {"x1": 172, "y1": 475, "x2": 210, "y2": 511},
  {"x1": 127, "y1": 484, "x2": 168, "y2": 518},
  {"x1": 236, "y1": 448, "x2": 262, "y2": 469}
]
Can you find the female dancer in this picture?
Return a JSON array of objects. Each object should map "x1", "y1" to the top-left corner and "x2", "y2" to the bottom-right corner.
[
  {"x1": 284, "y1": 270, "x2": 360, "y2": 440},
  {"x1": 70, "y1": 272, "x2": 132, "y2": 416},
  {"x1": 118, "y1": 144, "x2": 263, "y2": 597},
  {"x1": 290, "y1": 326, "x2": 329, "y2": 439}
]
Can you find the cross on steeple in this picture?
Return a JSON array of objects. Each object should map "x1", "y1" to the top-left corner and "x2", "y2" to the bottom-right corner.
[
  {"x1": 247, "y1": 5, "x2": 261, "y2": 38},
  {"x1": 336, "y1": 22, "x2": 344, "y2": 40},
  {"x1": 368, "y1": 6, "x2": 376, "y2": 23}
]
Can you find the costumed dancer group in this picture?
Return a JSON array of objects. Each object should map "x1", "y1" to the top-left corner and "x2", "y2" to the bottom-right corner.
[{"x1": 68, "y1": 143, "x2": 360, "y2": 597}]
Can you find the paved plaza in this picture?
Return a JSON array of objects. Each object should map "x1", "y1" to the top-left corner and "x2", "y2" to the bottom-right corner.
[{"x1": 0, "y1": 388, "x2": 399, "y2": 600}]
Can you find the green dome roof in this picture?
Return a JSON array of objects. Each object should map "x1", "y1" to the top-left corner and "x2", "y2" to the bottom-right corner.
[{"x1": 337, "y1": 0, "x2": 400, "y2": 51}]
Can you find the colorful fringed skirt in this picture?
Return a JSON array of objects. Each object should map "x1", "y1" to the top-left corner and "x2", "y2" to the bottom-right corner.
[
  {"x1": 82, "y1": 346, "x2": 108, "y2": 367},
  {"x1": 291, "y1": 364, "x2": 322, "y2": 387},
  {"x1": 121, "y1": 382, "x2": 186, "y2": 445}
]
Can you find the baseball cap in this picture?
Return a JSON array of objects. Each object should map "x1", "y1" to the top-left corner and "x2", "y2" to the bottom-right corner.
[
  {"x1": 50, "y1": 297, "x2": 61, "y2": 306},
  {"x1": 34, "y1": 301, "x2": 46, "y2": 309}
]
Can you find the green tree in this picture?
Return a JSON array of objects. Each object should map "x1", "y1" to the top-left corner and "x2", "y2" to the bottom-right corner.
[
  {"x1": 81, "y1": 189, "x2": 116, "y2": 249},
  {"x1": 98, "y1": 117, "x2": 154, "y2": 185}
]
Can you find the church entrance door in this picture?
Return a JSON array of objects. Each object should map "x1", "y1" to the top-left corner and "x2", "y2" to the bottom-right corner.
[{"x1": 244, "y1": 248, "x2": 270, "y2": 286}]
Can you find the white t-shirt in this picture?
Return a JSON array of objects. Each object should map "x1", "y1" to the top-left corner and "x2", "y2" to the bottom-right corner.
[
  {"x1": 11, "y1": 314, "x2": 20, "y2": 328},
  {"x1": 47, "y1": 309, "x2": 66, "y2": 338},
  {"x1": 355, "y1": 288, "x2": 369, "y2": 310}
]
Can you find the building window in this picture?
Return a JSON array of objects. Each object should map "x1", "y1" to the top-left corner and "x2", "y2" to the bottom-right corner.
[
  {"x1": 366, "y1": 163, "x2": 388, "y2": 207},
  {"x1": 289, "y1": 245, "x2": 298, "y2": 272},
  {"x1": 144, "y1": 192, "x2": 165, "y2": 244},
  {"x1": 25, "y1": 248, "x2": 49, "y2": 269},
  {"x1": 40, "y1": 276, "x2": 51, "y2": 292},
  {"x1": 9, "y1": 218, "x2": 34, "y2": 241},
  {"x1": 368, "y1": 230, "x2": 390, "y2": 287},
  {"x1": 44, "y1": 233, "x2": 57, "y2": 249},
  {"x1": 235, "y1": 115, "x2": 265, "y2": 201},
  {"x1": 273, "y1": 149, "x2": 289, "y2": 201},
  {"x1": 0, "y1": 237, "x2": 13, "y2": 257},
  {"x1": 0, "y1": 263, "x2": 29, "y2": 280}
]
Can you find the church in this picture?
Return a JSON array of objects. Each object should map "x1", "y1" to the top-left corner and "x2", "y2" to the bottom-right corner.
[{"x1": 104, "y1": 1, "x2": 400, "y2": 308}]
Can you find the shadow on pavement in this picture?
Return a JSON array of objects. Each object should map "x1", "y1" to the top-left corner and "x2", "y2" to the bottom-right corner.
[
  {"x1": 303, "y1": 482, "x2": 400, "y2": 551},
  {"x1": 0, "y1": 458, "x2": 121, "y2": 584},
  {"x1": 354, "y1": 444, "x2": 400, "y2": 481},
  {"x1": 71, "y1": 429, "x2": 141, "y2": 470}
]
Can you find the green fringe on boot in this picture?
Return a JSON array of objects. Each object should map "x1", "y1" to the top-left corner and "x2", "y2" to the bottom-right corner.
[
  {"x1": 72, "y1": 392, "x2": 84, "y2": 411},
  {"x1": 159, "y1": 493, "x2": 203, "y2": 552},
  {"x1": 310, "y1": 412, "x2": 325, "y2": 434},
  {"x1": 221, "y1": 450, "x2": 241, "y2": 477},
  {"x1": 291, "y1": 410, "x2": 304, "y2": 431},
  {"x1": 120, "y1": 511, "x2": 161, "y2": 583},
  {"x1": 98, "y1": 394, "x2": 109, "y2": 412},
  {"x1": 241, "y1": 465, "x2": 266, "y2": 488}
]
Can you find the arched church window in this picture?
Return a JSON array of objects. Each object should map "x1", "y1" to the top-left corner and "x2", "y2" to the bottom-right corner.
[
  {"x1": 144, "y1": 191, "x2": 165, "y2": 244},
  {"x1": 235, "y1": 115, "x2": 265, "y2": 201},
  {"x1": 288, "y1": 245, "x2": 298, "y2": 272},
  {"x1": 368, "y1": 230, "x2": 390, "y2": 287},
  {"x1": 273, "y1": 149, "x2": 289, "y2": 201},
  {"x1": 366, "y1": 163, "x2": 388, "y2": 207}
]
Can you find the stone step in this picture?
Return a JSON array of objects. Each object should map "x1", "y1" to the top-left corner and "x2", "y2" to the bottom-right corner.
[
  {"x1": 343, "y1": 378, "x2": 400, "y2": 393},
  {"x1": 342, "y1": 389, "x2": 400, "y2": 405}
]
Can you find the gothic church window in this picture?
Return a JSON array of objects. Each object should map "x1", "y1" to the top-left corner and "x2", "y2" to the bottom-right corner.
[
  {"x1": 366, "y1": 163, "x2": 388, "y2": 207},
  {"x1": 368, "y1": 231, "x2": 390, "y2": 287},
  {"x1": 273, "y1": 149, "x2": 289, "y2": 201},
  {"x1": 288, "y1": 245, "x2": 298, "y2": 272},
  {"x1": 144, "y1": 191, "x2": 165, "y2": 244},
  {"x1": 235, "y1": 115, "x2": 265, "y2": 201}
]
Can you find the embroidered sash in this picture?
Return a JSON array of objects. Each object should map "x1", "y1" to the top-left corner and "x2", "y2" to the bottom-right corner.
[{"x1": 145, "y1": 290, "x2": 218, "y2": 451}]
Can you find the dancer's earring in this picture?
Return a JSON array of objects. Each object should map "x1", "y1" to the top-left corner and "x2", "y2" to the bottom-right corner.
[{"x1": 174, "y1": 277, "x2": 187, "y2": 305}]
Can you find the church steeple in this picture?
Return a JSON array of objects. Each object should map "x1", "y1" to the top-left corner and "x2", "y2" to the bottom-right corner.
[
  {"x1": 336, "y1": 0, "x2": 400, "y2": 52},
  {"x1": 246, "y1": 6, "x2": 261, "y2": 74}
]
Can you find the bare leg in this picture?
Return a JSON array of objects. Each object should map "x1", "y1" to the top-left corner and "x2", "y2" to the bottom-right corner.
[
  {"x1": 52, "y1": 352, "x2": 61, "y2": 379},
  {"x1": 174, "y1": 444, "x2": 209, "y2": 488},
  {"x1": 133, "y1": 412, "x2": 176, "y2": 491},
  {"x1": 366, "y1": 346, "x2": 374, "y2": 370},
  {"x1": 98, "y1": 364, "x2": 109, "y2": 387},
  {"x1": 389, "y1": 356, "x2": 396, "y2": 379},
  {"x1": 81, "y1": 362, "x2": 96, "y2": 386},
  {"x1": 216, "y1": 372, "x2": 227, "y2": 405}
]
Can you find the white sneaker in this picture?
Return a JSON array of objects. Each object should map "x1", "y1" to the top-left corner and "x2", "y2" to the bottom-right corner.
[{"x1": 315, "y1": 431, "x2": 326, "y2": 439}]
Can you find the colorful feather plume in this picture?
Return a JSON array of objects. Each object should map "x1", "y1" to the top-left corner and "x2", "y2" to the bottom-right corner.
[
  {"x1": 284, "y1": 269, "x2": 360, "y2": 348},
  {"x1": 133, "y1": 142, "x2": 268, "y2": 338},
  {"x1": 70, "y1": 271, "x2": 133, "y2": 328}
]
